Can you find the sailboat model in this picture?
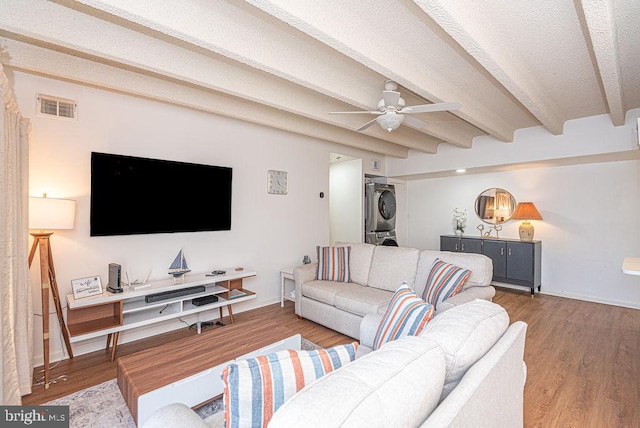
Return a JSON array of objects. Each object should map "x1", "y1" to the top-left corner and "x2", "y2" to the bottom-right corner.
[{"x1": 168, "y1": 250, "x2": 191, "y2": 277}]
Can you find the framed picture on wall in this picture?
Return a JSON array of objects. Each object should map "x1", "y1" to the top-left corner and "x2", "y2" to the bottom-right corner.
[{"x1": 71, "y1": 275, "x2": 103, "y2": 299}]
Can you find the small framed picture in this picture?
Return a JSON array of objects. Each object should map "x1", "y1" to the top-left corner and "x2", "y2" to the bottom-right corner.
[{"x1": 71, "y1": 275, "x2": 103, "y2": 299}]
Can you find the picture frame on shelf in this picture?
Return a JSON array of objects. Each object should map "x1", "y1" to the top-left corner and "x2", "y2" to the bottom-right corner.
[{"x1": 71, "y1": 275, "x2": 103, "y2": 299}]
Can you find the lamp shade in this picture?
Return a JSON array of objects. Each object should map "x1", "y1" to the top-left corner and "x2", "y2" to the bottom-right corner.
[
  {"x1": 511, "y1": 202, "x2": 542, "y2": 221},
  {"x1": 29, "y1": 196, "x2": 76, "y2": 230},
  {"x1": 376, "y1": 114, "x2": 404, "y2": 132}
]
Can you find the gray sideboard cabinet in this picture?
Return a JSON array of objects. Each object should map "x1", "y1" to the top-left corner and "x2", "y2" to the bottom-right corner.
[{"x1": 440, "y1": 235, "x2": 541, "y2": 295}]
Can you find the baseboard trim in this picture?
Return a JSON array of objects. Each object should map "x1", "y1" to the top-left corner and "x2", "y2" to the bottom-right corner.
[
  {"x1": 538, "y1": 289, "x2": 640, "y2": 310},
  {"x1": 494, "y1": 283, "x2": 640, "y2": 310}
]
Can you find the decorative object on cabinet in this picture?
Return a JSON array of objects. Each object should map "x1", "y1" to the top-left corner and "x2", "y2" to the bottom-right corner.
[
  {"x1": 477, "y1": 224, "x2": 485, "y2": 236},
  {"x1": 168, "y1": 249, "x2": 191, "y2": 277},
  {"x1": 28, "y1": 194, "x2": 76, "y2": 388},
  {"x1": 71, "y1": 275, "x2": 103, "y2": 299},
  {"x1": 453, "y1": 207, "x2": 467, "y2": 235},
  {"x1": 440, "y1": 235, "x2": 541, "y2": 296},
  {"x1": 267, "y1": 169, "x2": 288, "y2": 194},
  {"x1": 511, "y1": 202, "x2": 543, "y2": 241},
  {"x1": 490, "y1": 224, "x2": 503, "y2": 238},
  {"x1": 475, "y1": 188, "x2": 516, "y2": 224}
]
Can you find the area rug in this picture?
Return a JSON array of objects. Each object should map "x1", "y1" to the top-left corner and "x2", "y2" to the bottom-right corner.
[{"x1": 43, "y1": 338, "x2": 319, "y2": 428}]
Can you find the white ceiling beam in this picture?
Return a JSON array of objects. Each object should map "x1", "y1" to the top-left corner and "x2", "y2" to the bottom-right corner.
[
  {"x1": 1, "y1": 37, "x2": 409, "y2": 158},
  {"x1": 412, "y1": 0, "x2": 566, "y2": 136},
  {"x1": 71, "y1": 0, "x2": 474, "y2": 148},
  {"x1": 241, "y1": 0, "x2": 520, "y2": 142},
  {"x1": 0, "y1": 0, "x2": 437, "y2": 153},
  {"x1": 579, "y1": 0, "x2": 625, "y2": 126}
]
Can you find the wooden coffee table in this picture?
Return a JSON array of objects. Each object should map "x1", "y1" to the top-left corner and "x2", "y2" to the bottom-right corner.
[{"x1": 117, "y1": 319, "x2": 299, "y2": 425}]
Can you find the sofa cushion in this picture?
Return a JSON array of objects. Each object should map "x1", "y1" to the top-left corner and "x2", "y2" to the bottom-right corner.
[
  {"x1": 334, "y1": 286, "x2": 392, "y2": 317},
  {"x1": 368, "y1": 246, "x2": 420, "y2": 291},
  {"x1": 268, "y1": 336, "x2": 446, "y2": 428},
  {"x1": 301, "y1": 280, "x2": 362, "y2": 306},
  {"x1": 316, "y1": 246, "x2": 351, "y2": 282},
  {"x1": 419, "y1": 299, "x2": 509, "y2": 400},
  {"x1": 415, "y1": 250, "x2": 493, "y2": 297},
  {"x1": 373, "y1": 282, "x2": 435, "y2": 350},
  {"x1": 335, "y1": 241, "x2": 375, "y2": 285},
  {"x1": 222, "y1": 342, "x2": 358, "y2": 428},
  {"x1": 422, "y1": 258, "x2": 471, "y2": 309}
]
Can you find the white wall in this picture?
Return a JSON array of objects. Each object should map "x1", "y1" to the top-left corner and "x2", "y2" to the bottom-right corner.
[
  {"x1": 12, "y1": 71, "x2": 383, "y2": 364},
  {"x1": 329, "y1": 159, "x2": 363, "y2": 244},
  {"x1": 395, "y1": 113, "x2": 640, "y2": 309}
]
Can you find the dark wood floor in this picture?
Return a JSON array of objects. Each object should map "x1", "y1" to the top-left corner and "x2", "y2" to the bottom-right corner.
[{"x1": 23, "y1": 288, "x2": 640, "y2": 427}]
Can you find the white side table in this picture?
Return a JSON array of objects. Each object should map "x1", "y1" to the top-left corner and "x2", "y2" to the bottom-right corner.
[
  {"x1": 622, "y1": 257, "x2": 640, "y2": 275},
  {"x1": 280, "y1": 266, "x2": 295, "y2": 307}
]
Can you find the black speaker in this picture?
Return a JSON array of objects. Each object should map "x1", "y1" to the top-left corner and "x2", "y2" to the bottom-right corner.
[{"x1": 107, "y1": 263, "x2": 123, "y2": 293}]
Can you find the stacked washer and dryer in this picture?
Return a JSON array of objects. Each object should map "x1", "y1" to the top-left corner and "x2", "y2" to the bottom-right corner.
[{"x1": 364, "y1": 182, "x2": 398, "y2": 246}]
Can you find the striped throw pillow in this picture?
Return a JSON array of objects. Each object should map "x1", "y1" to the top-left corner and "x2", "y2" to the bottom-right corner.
[
  {"x1": 373, "y1": 282, "x2": 435, "y2": 350},
  {"x1": 422, "y1": 258, "x2": 471, "y2": 309},
  {"x1": 316, "y1": 246, "x2": 351, "y2": 282},
  {"x1": 222, "y1": 342, "x2": 358, "y2": 428}
]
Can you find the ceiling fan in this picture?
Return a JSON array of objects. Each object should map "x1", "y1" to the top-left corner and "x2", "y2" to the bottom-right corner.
[{"x1": 330, "y1": 80, "x2": 461, "y2": 132}]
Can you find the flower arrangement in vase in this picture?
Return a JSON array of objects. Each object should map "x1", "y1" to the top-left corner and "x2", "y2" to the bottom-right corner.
[{"x1": 453, "y1": 208, "x2": 467, "y2": 236}]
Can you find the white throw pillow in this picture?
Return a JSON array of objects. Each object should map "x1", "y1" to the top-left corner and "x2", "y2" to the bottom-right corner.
[{"x1": 419, "y1": 299, "x2": 509, "y2": 400}]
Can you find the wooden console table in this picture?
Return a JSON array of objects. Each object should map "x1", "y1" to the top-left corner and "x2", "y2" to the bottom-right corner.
[
  {"x1": 66, "y1": 269, "x2": 256, "y2": 361},
  {"x1": 117, "y1": 318, "x2": 299, "y2": 425}
]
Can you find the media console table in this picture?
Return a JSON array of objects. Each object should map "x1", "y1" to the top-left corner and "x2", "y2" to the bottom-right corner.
[{"x1": 65, "y1": 269, "x2": 256, "y2": 361}]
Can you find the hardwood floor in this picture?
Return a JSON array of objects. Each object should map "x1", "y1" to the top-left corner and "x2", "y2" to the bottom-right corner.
[{"x1": 23, "y1": 289, "x2": 640, "y2": 427}]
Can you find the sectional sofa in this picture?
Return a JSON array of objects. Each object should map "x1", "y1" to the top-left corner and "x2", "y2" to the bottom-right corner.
[
  {"x1": 293, "y1": 242, "x2": 496, "y2": 339},
  {"x1": 142, "y1": 299, "x2": 527, "y2": 427}
]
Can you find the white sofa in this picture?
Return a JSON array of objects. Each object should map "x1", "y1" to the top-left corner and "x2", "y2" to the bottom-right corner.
[
  {"x1": 142, "y1": 299, "x2": 527, "y2": 428},
  {"x1": 294, "y1": 242, "x2": 496, "y2": 339}
]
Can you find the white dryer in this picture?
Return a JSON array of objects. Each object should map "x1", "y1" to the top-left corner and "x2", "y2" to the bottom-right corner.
[{"x1": 365, "y1": 182, "x2": 397, "y2": 233}]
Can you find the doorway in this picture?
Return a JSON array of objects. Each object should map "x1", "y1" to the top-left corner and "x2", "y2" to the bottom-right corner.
[{"x1": 329, "y1": 153, "x2": 363, "y2": 244}]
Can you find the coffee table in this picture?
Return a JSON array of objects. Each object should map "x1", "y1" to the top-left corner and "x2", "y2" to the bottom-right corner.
[{"x1": 117, "y1": 319, "x2": 299, "y2": 425}]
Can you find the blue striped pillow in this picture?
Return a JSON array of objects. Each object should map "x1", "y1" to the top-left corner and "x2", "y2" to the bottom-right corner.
[
  {"x1": 222, "y1": 342, "x2": 358, "y2": 427},
  {"x1": 373, "y1": 282, "x2": 435, "y2": 350},
  {"x1": 422, "y1": 258, "x2": 471, "y2": 309},
  {"x1": 315, "y1": 246, "x2": 351, "y2": 282}
]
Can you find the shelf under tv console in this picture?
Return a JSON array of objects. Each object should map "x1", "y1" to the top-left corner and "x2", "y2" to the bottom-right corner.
[{"x1": 66, "y1": 269, "x2": 256, "y2": 361}]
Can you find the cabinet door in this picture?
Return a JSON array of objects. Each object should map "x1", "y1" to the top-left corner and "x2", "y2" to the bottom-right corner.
[
  {"x1": 482, "y1": 240, "x2": 507, "y2": 278},
  {"x1": 460, "y1": 238, "x2": 482, "y2": 254},
  {"x1": 506, "y1": 242, "x2": 534, "y2": 284},
  {"x1": 440, "y1": 236, "x2": 460, "y2": 252}
]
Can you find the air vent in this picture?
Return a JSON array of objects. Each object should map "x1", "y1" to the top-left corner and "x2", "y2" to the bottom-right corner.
[{"x1": 37, "y1": 94, "x2": 77, "y2": 120}]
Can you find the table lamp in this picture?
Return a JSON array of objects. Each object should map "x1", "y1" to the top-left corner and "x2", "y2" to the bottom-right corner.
[
  {"x1": 511, "y1": 202, "x2": 543, "y2": 241},
  {"x1": 28, "y1": 194, "x2": 76, "y2": 389}
]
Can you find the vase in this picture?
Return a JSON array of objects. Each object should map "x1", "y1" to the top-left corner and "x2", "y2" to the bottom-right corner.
[{"x1": 455, "y1": 229, "x2": 463, "y2": 236}]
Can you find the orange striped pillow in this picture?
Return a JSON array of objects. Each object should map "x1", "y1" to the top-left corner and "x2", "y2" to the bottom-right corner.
[
  {"x1": 422, "y1": 259, "x2": 471, "y2": 309},
  {"x1": 373, "y1": 282, "x2": 435, "y2": 350},
  {"x1": 222, "y1": 342, "x2": 358, "y2": 427},
  {"x1": 315, "y1": 246, "x2": 351, "y2": 282}
]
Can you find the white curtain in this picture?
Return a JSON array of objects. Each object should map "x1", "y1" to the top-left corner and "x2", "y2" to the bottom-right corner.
[{"x1": 0, "y1": 64, "x2": 33, "y2": 404}]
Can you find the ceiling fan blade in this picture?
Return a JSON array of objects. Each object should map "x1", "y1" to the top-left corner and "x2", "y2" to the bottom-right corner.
[
  {"x1": 382, "y1": 90, "x2": 401, "y2": 107},
  {"x1": 401, "y1": 102, "x2": 462, "y2": 114},
  {"x1": 329, "y1": 110, "x2": 381, "y2": 115},
  {"x1": 403, "y1": 115, "x2": 428, "y2": 129},
  {"x1": 356, "y1": 118, "x2": 379, "y2": 132}
]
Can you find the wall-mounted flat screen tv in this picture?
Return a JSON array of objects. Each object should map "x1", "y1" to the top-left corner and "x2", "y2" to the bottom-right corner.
[{"x1": 91, "y1": 152, "x2": 232, "y2": 236}]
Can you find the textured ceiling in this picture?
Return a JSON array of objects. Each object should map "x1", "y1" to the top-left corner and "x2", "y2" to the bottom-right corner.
[{"x1": 1, "y1": 0, "x2": 638, "y2": 159}]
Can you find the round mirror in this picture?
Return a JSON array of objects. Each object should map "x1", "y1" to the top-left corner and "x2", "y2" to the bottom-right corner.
[{"x1": 475, "y1": 188, "x2": 516, "y2": 224}]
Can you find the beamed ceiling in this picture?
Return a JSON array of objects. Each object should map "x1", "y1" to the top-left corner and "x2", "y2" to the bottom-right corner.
[{"x1": 1, "y1": 0, "x2": 639, "y2": 159}]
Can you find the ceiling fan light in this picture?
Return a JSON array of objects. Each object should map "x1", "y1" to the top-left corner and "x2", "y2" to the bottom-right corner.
[{"x1": 376, "y1": 114, "x2": 404, "y2": 132}]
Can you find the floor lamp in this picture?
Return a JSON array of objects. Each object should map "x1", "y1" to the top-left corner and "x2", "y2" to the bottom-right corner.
[{"x1": 28, "y1": 195, "x2": 76, "y2": 389}]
